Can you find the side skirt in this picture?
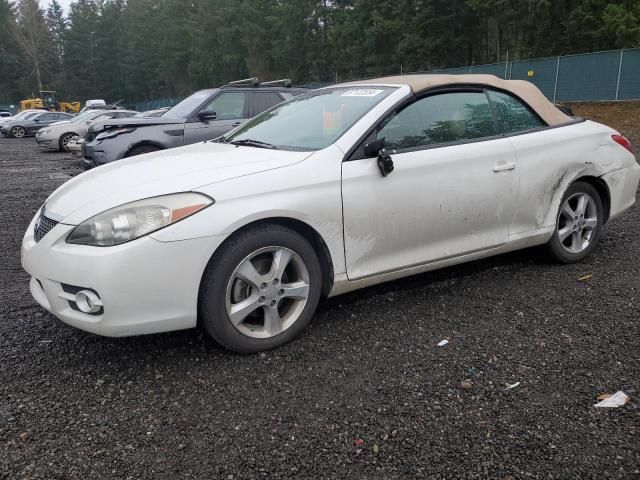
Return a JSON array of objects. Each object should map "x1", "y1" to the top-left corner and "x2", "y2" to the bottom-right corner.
[{"x1": 328, "y1": 227, "x2": 554, "y2": 297}]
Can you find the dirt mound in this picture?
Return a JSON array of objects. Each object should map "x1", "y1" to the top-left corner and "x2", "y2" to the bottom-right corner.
[{"x1": 565, "y1": 101, "x2": 640, "y2": 147}]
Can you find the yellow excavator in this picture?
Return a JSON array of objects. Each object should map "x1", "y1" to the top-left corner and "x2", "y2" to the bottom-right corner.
[{"x1": 20, "y1": 91, "x2": 81, "y2": 114}]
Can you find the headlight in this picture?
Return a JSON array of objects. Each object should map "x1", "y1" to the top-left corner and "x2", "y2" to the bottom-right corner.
[
  {"x1": 66, "y1": 193, "x2": 213, "y2": 246},
  {"x1": 40, "y1": 128, "x2": 51, "y2": 135},
  {"x1": 95, "y1": 128, "x2": 134, "y2": 141}
]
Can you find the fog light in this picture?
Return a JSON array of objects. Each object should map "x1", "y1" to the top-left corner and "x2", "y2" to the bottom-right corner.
[
  {"x1": 58, "y1": 284, "x2": 103, "y2": 315},
  {"x1": 75, "y1": 290, "x2": 102, "y2": 314}
]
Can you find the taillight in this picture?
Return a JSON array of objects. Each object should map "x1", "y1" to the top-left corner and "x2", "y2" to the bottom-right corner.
[{"x1": 612, "y1": 134, "x2": 634, "y2": 154}]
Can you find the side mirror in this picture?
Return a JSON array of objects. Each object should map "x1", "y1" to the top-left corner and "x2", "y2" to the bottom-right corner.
[
  {"x1": 363, "y1": 138, "x2": 385, "y2": 157},
  {"x1": 33, "y1": 118, "x2": 40, "y2": 122},
  {"x1": 198, "y1": 111, "x2": 217, "y2": 122},
  {"x1": 363, "y1": 137, "x2": 394, "y2": 177}
]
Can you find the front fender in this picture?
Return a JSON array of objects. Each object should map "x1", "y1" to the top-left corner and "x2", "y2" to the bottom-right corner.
[{"x1": 150, "y1": 145, "x2": 347, "y2": 275}]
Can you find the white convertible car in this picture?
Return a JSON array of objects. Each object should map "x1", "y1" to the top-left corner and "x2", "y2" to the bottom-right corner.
[{"x1": 22, "y1": 75, "x2": 640, "y2": 352}]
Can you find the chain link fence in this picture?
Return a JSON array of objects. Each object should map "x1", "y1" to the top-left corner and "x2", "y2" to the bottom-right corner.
[
  {"x1": 434, "y1": 48, "x2": 640, "y2": 102},
  {"x1": 84, "y1": 47, "x2": 640, "y2": 111}
]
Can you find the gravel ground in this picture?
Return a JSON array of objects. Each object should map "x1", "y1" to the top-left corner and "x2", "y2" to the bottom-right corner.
[{"x1": 1, "y1": 130, "x2": 639, "y2": 479}]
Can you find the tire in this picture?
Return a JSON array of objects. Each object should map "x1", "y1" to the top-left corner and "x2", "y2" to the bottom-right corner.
[
  {"x1": 11, "y1": 126, "x2": 26, "y2": 138},
  {"x1": 547, "y1": 181, "x2": 604, "y2": 263},
  {"x1": 126, "y1": 145, "x2": 161, "y2": 157},
  {"x1": 59, "y1": 133, "x2": 79, "y2": 152},
  {"x1": 199, "y1": 224, "x2": 323, "y2": 353}
]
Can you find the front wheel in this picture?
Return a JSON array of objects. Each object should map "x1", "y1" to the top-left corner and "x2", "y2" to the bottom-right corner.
[
  {"x1": 199, "y1": 225, "x2": 322, "y2": 353},
  {"x1": 125, "y1": 145, "x2": 161, "y2": 157},
  {"x1": 547, "y1": 181, "x2": 604, "y2": 263},
  {"x1": 60, "y1": 133, "x2": 79, "y2": 152},
  {"x1": 11, "y1": 126, "x2": 26, "y2": 138}
]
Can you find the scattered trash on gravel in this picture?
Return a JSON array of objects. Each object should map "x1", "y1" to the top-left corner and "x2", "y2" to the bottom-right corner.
[
  {"x1": 578, "y1": 274, "x2": 593, "y2": 282},
  {"x1": 2, "y1": 130, "x2": 640, "y2": 477},
  {"x1": 594, "y1": 391, "x2": 630, "y2": 408},
  {"x1": 460, "y1": 380, "x2": 473, "y2": 390},
  {"x1": 437, "y1": 339, "x2": 449, "y2": 347},
  {"x1": 506, "y1": 381, "x2": 521, "y2": 390}
]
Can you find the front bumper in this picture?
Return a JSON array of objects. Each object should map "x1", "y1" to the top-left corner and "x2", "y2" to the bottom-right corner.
[
  {"x1": 82, "y1": 139, "x2": 126, "y2": 169},
  {"x1": 36, "y1": 132, "x2": 59, "y2": 150},
  {"x1": 21, "y1": 214, "x2": 228, "y2": 337}
]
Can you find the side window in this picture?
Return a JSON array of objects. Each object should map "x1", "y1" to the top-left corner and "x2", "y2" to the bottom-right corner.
[
  {"x1": 38, "y1": 113, "x2": 56, "y2": 121},
  {"x1": 487, "y1": 90, "x2": 544, "y2": 134},
  {"x1": 201, "y1": 92, "x2": 247, "y2": 120},
  {"x1": 253, "y1": 92, "x2": 284, "y2": 115},
  {"x1": 376, "y1": 91, "x2": 497, "y2": 151}
]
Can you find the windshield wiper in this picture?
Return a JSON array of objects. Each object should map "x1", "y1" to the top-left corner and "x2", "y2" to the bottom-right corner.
[{"x1": 229, "y1": 139, "x2": 278, "y2": 150}]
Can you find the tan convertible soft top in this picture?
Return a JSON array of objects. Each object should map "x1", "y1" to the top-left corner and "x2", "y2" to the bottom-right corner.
[{"x1": 343, "y1": 74, "x2": 571, "y2": 126}]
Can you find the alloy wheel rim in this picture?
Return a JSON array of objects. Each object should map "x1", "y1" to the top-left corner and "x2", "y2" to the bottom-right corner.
[
  {"x1": 225, "y1": 246, "x2": 310, "y2": 339},
  {"x1": 557, "y1": 193, "x2": 598, "y2": 254},
  {"x1": 62, "y1": 134, "x2": 78, "y2": 150},
  {"x1": 13, "y1": 127, "x2": 25, "y2": 138}
]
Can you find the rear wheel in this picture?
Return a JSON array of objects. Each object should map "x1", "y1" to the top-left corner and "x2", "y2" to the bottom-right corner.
[
  {"x1": 547, "y1": 181, "x2": 603, "y2": 263},
  {"x1": 11, "y1": 126, "x2": 26, "y2": 138},
  {"x1": 59, "y1": 133, "x2": 79, "y2": 152},
  {"x1": 199, "y1": 224, "x2": 322, "y2": 353},
  {"x1": 126, "y1": 145, "x2": 161, "y2": 157}
]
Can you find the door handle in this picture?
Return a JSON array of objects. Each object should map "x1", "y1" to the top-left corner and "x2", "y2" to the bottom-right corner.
[
  {"x1": 232, "y1": 121, "x2": 242, "y2": 127},
  {"x1": 492, "y1": 162, "x2": 516, "y2": 172}
]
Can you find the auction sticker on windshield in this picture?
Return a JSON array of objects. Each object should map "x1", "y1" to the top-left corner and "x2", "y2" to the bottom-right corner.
[{"x1": 341, "y1": 89, "x2": 385, "y2": 97}]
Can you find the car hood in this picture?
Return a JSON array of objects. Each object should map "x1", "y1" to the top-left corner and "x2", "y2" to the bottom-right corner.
[
  {"x1": 91, "y1": 116, "x2": 184, "y2": 132},
  {"x1": 45, "y1": 141, "x2": 314, "y2": 225}
]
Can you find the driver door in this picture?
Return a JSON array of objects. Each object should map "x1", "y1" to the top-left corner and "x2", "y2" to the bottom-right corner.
[
  {"x1": 341, "y1": 90, "x2": 519, "y2": 280},
  {"x1": 28, "y1": 113, "x2": 57, "y2": 134},
  {"x1": 184, "y1": 91, "x2": 249, "y2": 143}
]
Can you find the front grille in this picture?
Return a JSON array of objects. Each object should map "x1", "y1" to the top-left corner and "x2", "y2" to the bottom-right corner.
[{"x1": 34, "y1": 213, "x2": 59, "y2": 242}]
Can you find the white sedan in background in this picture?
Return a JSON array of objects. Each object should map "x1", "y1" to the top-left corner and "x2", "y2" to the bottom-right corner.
[
  {"x1": 22, "y1": 74, "x2": 640, "y2": 353},
  {"x1": 36, "y1": 109, "x2": 138, "y2": 152}
]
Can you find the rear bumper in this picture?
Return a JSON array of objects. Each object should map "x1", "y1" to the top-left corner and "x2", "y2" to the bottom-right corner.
[{"x1": 603, "y1": 163, "x2": 640, "y2": 222}]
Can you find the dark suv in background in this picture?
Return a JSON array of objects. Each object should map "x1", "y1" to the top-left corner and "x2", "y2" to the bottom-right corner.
[
  {"x1": 82, "y1": 78, "x2": 308, "y2": 168},
  {"x1": 1, "y1": 111, "x2": 74, "y2": 138}
]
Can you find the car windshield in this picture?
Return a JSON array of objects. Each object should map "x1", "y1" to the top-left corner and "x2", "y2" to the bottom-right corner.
[
  {"x1": 163, "y1": 90, "x2": 215, "y2": 119},
  {"x1": 70, "y1": 111, "x2": 101, "y2": 123},
  {"x1": 12, "y1": 111, "x2": 37, "y2": 121},
  {"x1": 224, "y1": 87, "x2": 396, "y2": 151}
]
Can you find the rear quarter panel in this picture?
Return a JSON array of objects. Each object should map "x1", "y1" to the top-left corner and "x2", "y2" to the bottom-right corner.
[{"x1": 507, "y1": 120, "x2": 629, "y2": 235}]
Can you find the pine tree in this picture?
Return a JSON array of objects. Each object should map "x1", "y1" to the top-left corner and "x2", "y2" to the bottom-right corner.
[
  {"x1": 0, "y1": 0, "x2": 25, "y2": 105},
  {"x1": 46, "y1": 0, "x2": 67, "y2": 95},
  {"x1": 9, "y1": 0, "x2": 55, "y2": 95}
]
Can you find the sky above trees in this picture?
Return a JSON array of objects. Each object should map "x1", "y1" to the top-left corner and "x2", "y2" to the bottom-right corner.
[{"x1": 40, "y1": 0, "x2": 70, "y2": 13}]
